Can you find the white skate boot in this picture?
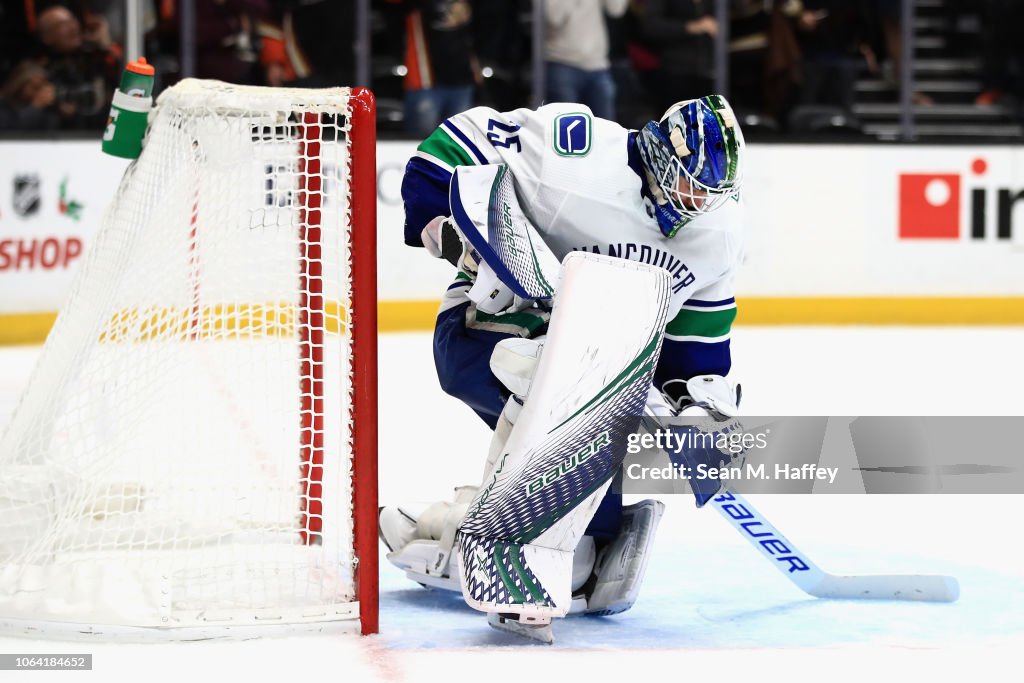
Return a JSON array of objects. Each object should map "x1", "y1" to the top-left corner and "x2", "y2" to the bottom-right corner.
[{"x1": 379, "y1": 485, "x2": 477, "y2": 591}]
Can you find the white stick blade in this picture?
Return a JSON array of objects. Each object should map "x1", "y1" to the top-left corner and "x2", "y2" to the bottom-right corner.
[{"x1": 811, "y1": 574, "x2": 960, "y2": 602}]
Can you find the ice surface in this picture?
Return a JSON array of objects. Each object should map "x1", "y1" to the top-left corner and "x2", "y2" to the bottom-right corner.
[{"x1": 0, "y1": 327, "x2": 1021, "y2": 682}]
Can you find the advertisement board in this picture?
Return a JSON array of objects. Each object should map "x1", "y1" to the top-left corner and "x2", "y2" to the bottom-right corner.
[{"x1": 2, "y1": 140, "x2": 1023, "y2": 341}]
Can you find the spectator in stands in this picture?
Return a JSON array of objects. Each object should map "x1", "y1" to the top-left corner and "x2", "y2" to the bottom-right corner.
[
  {"x1": 81, "y1": 0, "x2": 129, "y2": 48},
  {"x1": 760, "y1": 0, "x2": 802, "y2": 125},
  {"x1": 397, "y1": 0, "x2": 479, "y2": 138},
  {"x1": 629, "y1": 0, "x2": 720, "y2": 114},
  {"x1": 975, "y1": 0, "x2": 1024, "y2": 108},
  {"x1": 199, "y1": 1, "x2": 271, "y2": 84},
  {"x1": 792, "y1": 0, "x2": 874, "y2": 113},
  {"x1": 0, "y1": 60, "x2": 61, "y2": 129},
  {"x1": 725, "y1": 0, "x2": 770, "y2": 117},
  {"x1": 862, "y1": 0, "x2": 932, "y2": 106},
  {"x1": 1, "y1": 1, "x2": 34, "y2": 83},
  {"x1": 543, "y1": 0, "x2": 628, "y2": 120},
  {"x1": 35, "y1": 4, "x2": 121, "y2": 129},
  {"x1": 259, "y1": 1, "x2": 355, "y2": 88},
  {"x1": 602, "y1": 3, "x2": 648, "y2": 128},
  {"x1": 471, "y1": 0, "x2": 531, "y2": 112}
]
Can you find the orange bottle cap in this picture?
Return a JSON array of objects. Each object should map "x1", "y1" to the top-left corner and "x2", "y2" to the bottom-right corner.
[{"x1": 126, "y1": 57, "x2": 155, "y2": 76}]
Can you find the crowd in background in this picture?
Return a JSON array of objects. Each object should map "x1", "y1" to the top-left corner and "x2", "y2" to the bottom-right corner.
[{"x1": 1, "y1": 0, "x2": 1022, "y2": 138}]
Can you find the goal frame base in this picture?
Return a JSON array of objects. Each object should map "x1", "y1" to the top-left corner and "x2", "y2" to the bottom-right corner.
[{"x1": 0, "y1": 603, "x2": 361, "y2": 642}]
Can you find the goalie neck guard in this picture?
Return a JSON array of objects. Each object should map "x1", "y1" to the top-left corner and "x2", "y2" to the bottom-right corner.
[{"x1": 636, "y1": 94, "x2": 744, "y2": 238}]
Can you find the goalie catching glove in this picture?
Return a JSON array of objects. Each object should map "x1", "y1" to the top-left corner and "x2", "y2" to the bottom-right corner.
[
  {"x1": 421, "y1": 213, "x2": 537, "y2": 316},
  {"x1": 421, "y1": 215, "x2": 468, "y2": 269}
]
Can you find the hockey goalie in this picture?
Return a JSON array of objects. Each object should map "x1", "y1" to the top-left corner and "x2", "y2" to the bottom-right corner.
[{"x1": 379, "y1": 96, "x2": 747, "y2": 642}]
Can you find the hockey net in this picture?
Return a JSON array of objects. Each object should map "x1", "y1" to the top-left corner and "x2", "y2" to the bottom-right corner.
[{"x1": 0, "y1": 80, "x2": 378, "y2": 638}]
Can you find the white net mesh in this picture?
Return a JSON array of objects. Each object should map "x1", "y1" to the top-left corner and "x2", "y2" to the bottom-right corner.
[{"x1": 0, "y1": 80, "x2": 362, "y2": 634}]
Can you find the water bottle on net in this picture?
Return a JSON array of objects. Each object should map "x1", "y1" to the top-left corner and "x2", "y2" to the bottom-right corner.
[{"x1": 101, "y1": 57, "x2": 155, "y2": 159}]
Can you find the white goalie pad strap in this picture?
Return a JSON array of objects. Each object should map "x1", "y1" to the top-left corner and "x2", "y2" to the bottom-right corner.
[
  {"x1": 431, "y1": 510, "x2": 465, "y2": 575},
  {"x1": 423, "y1": 487, "x2": 476, "y2": 575},
  {"x1": 645, "y1": 384, "x2": 676, "y2": 418},
  {"x1": 414, "y1": 487, "x2": 476, "y2": 540},
  {"x1": 486, "y1": 396, "x2": 523, "y2": 471},
  {"x1": 456, "y1": 253, "x2": 672, "y2": 619},
  {"x1": 468, "y1": 258, "x2": 516, "y2": 314},
  {"x1": 449, "y1": 163, "x2": 561, "y2": 301},
  {"x1": 489, "y1": 337, "x2": 543, "y2": 398}
]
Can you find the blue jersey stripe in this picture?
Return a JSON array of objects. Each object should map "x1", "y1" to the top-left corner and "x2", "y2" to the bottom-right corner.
[
  {"x1": 442, "y1": 119, "x2": 489, "y2": 165},
  {"x1": 685, "y1": 297, "x2": 736, "y2": 308},
  {"x1": 407, "y1": 154, "x2": 454, "y2": 184},
  {"x1": 626, "y1": 131, "x2": 644, "y2": 181}
]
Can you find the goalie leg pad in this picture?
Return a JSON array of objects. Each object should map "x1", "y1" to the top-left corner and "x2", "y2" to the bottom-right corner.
[
  {"x1": 580, "y1": 499, "x2": 666, "y2": 616},
  {"x1": 456, "y1": 253, "x2": 672, "y2": 620},
  {"x1": 459, "y1": 532, "x2": 566, "y2": 618}
]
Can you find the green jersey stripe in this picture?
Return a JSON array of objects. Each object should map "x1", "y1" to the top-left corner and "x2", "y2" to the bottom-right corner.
[
  {"x1": 665, "y1": 306, "x2": 737, "y2": 339},
  {"x1": 417, "y1": 127, "x2": 475, "y2": 168}
]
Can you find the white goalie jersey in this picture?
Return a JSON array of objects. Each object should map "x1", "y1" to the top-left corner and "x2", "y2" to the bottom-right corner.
[{"x1": 405, "y1": 102, "x2": 744, "y2": 320}]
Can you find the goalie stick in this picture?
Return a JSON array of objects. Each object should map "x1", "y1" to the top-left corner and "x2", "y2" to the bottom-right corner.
[{"x1": 709, "y1": 490, "x2": 960, "y2": 602}]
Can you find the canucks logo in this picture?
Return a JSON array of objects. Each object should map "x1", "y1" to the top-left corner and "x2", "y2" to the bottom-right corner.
[{"x1": 553, "y1": 113, "x2": 591, "y2": 157}]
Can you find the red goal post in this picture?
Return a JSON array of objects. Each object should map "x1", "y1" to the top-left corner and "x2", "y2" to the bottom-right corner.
[{"x1": 347, "y1": 87, "x2": 379, "y2": 636}]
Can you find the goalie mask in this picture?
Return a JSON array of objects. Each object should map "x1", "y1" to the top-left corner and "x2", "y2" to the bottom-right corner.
[{"x1": 636, "y1": 95, "x2": 744, "y2": 238}]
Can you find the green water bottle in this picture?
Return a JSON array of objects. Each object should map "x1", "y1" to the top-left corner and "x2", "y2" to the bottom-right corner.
[{"x1": 102, "y1": 57, "x2": 155, "y2": 159}]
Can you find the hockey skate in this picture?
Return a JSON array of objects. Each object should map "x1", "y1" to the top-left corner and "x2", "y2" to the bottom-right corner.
[
  {"x1": 483, "y1": 500, "x2": 665, "y2": 642},
  {"x1": 381, "y1": 494, "x2": 606, "y2": 597},
  {"x1": 379, "y1": 486, "x2": 477, "y2": 591},
  {"x1": 487, "y1": 613, "x2": 555, "y2": 644}
]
